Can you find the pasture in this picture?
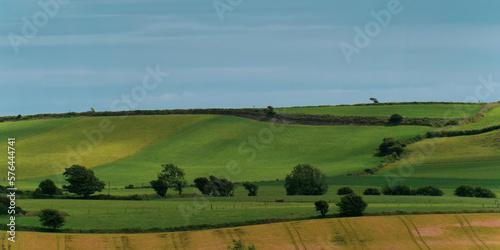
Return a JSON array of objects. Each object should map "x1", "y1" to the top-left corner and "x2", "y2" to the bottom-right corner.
[{"x1": 276, "y1": 103, "x2": 483, "y2": 118}]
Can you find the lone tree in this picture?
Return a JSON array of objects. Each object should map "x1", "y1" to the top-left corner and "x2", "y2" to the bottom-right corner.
[
  {"x1": 151, "y1": 163, "x2": 187, "y2": 196},
  {"x1": 369, "y1": 98, "x2": 379, "y2": 104},
  {"x1": 314, "y1": 200, "x2": 329, "y2": 217},
  {"x1": 242, "y1": 182, "x2": 259, "y2": 196},
  {"x1": 266, "y1": 105, "x2": 276, "y2": 117},
  {"x1": 63, "y1": 165, "x2": 105, "y2": 198},
  {"x1": 336, "y1": 193, "x2": 367, "y2": 217},
  {"x1": 39, "y1": 209, "x2": 65, "y2": 230},
  {"x1": 284, "y1": 164, "x2": 328, "y2": 195},
  {"x1": 38, "y1": 179, "x2": 61, "y2": 196}
]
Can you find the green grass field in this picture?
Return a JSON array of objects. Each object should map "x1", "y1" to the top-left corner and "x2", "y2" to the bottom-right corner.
[
  {"x1": 11, "y1": 115, "x2": 430, "y2": 188},
  {"x1": 6, "y1": 183, "x2": 498, "y2": 230},
  {"x1": 0, "y1": 118, "x2": 78, "y2": 146},
  {"x1": 449, "y1": 105, "x2": 500, "y2": 130},
  {"x1": 0, "y1": 115, "x2": 215, "y2": 180},
  {"x1": 276, "y1": 104, "x2": 483, "y2": 118}
]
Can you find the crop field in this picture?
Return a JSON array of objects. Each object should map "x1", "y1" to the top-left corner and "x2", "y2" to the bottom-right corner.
[
  {"x1": 276, "y1": 103, "x2": 483, "y2": 118},
  {"x1": 2, "y1": 213, "x2": 499, "y2": 249}
]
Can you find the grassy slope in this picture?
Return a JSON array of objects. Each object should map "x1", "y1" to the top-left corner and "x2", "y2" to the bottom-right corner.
[
  {"x1": 4, "y1": 214, "x2": 500, "y2": 249},
  {"x1": 0, "y1": 115, "x2": 215, "y2": 180},
  {"x1": 378, "y1": 129, "x2": 500, "y2": 179},
  {"x1": 0, "y1": 118, "x2": 78, "y2": 146},
  {"x1": 64, "y1": 116, "x2": 430, "y2": 186},
  {"x1": 449, "y1": 105, "x2": 500, "y2": 130},
  {"x1": 276, "y1": 104, "x2": 483, "y2": 118}
]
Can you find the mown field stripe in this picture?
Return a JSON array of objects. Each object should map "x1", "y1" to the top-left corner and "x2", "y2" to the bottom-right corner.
[
  {"x1": 337, "y1": 218, "x2": 364, "y2": 249},
  {"x1": 455, "y1": 215, "x2": 485, "y2": 249},
  {"x1": 399, "y1": 216, "x2": 430, "y2": 250},
  {"x1": 461, "y1": 215, "x2": 490, "y2": 250}
]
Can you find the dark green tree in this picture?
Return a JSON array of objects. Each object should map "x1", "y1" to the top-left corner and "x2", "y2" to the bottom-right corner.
[
  {"x1": 337, "y1": 187, "x2": 354, "y2": 195},
  {"x1": 336, "y1": 194, "x2": 367, "y2": 217},
  {"x1": 363, "y1": 188, "x2": 381, "y2": 195},
  {"x1": 150, "y1": 179, "x2": 168, "y2": 197},
  {"x1": 389, "y1": 113, "x2": 403, "y2": 123},
  {"x1": 377, "y1": 137, "x2": 406, "y2": 157},
  {"x1": 194, "y1": 177, "x2": 210, "y2": 195},
  {"x1": 38, "y1": 179, "x2": 61, "y2": 196},
  {"x1": 207, "y1": 176, "x2": 235, "y2": 197},
  {"x1": 314, "y1": 200, "x2": 329, "y2": 217},
  {"x1": 151, "y1": 164, "x2": 187, "y2": 196},
  {"x1": 62, "y1": 165, "x2": 105, "y2": 198},
  {"x1": 0, "y1": 196, "x2": 24, "y2": 215},
  {"x1": 474, "y1": 187, "x2": 496, "y2": 198},
  {"x1": 454, "y1": 184, "x2": 475, "y2": 197},
  {"x1": 284, "y1": 164, "x2": 328, "y2": 195},
  {"x1": 242, "y1": 182, "x2": 259, "y2": 196},
  {"x1": 412, "y1": 186, "x2": 444, "y2": 196},
  {"x1": 39, "y1": 209, "x2": 65, "y2": 230},
  {"x1": 382, "y1": 184, "x2": 411, "y2": 195},
  {"x1": 369, "y1": 97, "x2": 379, "y2": 104}
]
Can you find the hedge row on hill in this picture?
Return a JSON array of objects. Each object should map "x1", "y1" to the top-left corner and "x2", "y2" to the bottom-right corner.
[
  {"x1": 277, "y1": 113, "x2": 456, "y2": 127},
  {"x1": 426, "y1": 124, "x2": 500, "y2": 138},
  {"x1": 0, "y1": 108, "x2": 269, "y2": 123}
]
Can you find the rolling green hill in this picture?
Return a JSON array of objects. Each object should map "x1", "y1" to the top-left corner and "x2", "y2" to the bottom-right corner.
[
  {"x1": 0, "y1": 115, "x2": 215, "y2": 180},
  {"x1": 276, "y1": 103, "x2": 483, "y2": 118},
  {"x1": 0, "y1": 118, "x2": 78, "y2": 146},
  {"x1": 5, "y1": 114, "x2": 430, "y2": 188}
]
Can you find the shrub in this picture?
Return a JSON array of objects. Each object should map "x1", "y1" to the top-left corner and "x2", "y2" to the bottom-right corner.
[
  {"x1": 194, "y1": 177, "x2": 210, "y2": 195},
  {"x1": 284, "y1": 164, "x2": 328, "y2": 195},
  {"x1": 336, "y1": 194, "x2": 367, "y2": 217},
  {"x1": 454, "y1": 184, "x2": 475, "y2": 197},
  {"x1": 314, "y1": 200, "x2": 329, "y2": 217},
  {"x1": 474, "y1": 187, "x2": 497, "y2": 198},
  {"x1": 363, "y1": 188, "x2": 381, "y2": 195},
  {"x1": 382, "y1": 184, "x2": 411, "y2": 195},
  {"x1": 39, "y1": 209, "x2": 65, "y2": 230},
  {"x1": 38, "y1": 179, "x2": 62, "y2": 196},
  {"x1": 389, "y1": 113, "x2": 403, "y2": 123},
  {"x1": 412, "y1": 186, "x2": 444, "y2": 196},
  {"x1": 242, "y1": 182, "x2": 259, "y2": 196},
  {"x1": 0, "y1": 196, "x2": 25, "y2": 215},
  {"x1": 150, "y1": 179, "x2": 168, "y2": 197},
  {"x1": 337, "y1": 187, "x2": 354, "y2": 195},
  {"x1": 377, "y1": 137, "x2": 406, "y2": 157}
]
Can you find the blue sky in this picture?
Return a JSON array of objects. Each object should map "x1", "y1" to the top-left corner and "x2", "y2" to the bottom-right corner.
[{"x1": 1, "y1": 0, "x2": 499, "y2": 116}]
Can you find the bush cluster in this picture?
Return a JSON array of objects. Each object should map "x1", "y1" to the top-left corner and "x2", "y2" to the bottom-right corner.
[
  {"x1": 382, "y1": 184, "x2": 444, "y2": 196},
  {"x1": 454, "y1": 184, "x2": 496, "y2": 198}
]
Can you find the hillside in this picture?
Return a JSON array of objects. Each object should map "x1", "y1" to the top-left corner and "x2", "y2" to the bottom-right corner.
[
  {"x1": 5, "y1": 115, "x2": 430, "y2": 188},
  {"x1": 2, "y1": 213, "x2": 499, "y2": 249}
]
